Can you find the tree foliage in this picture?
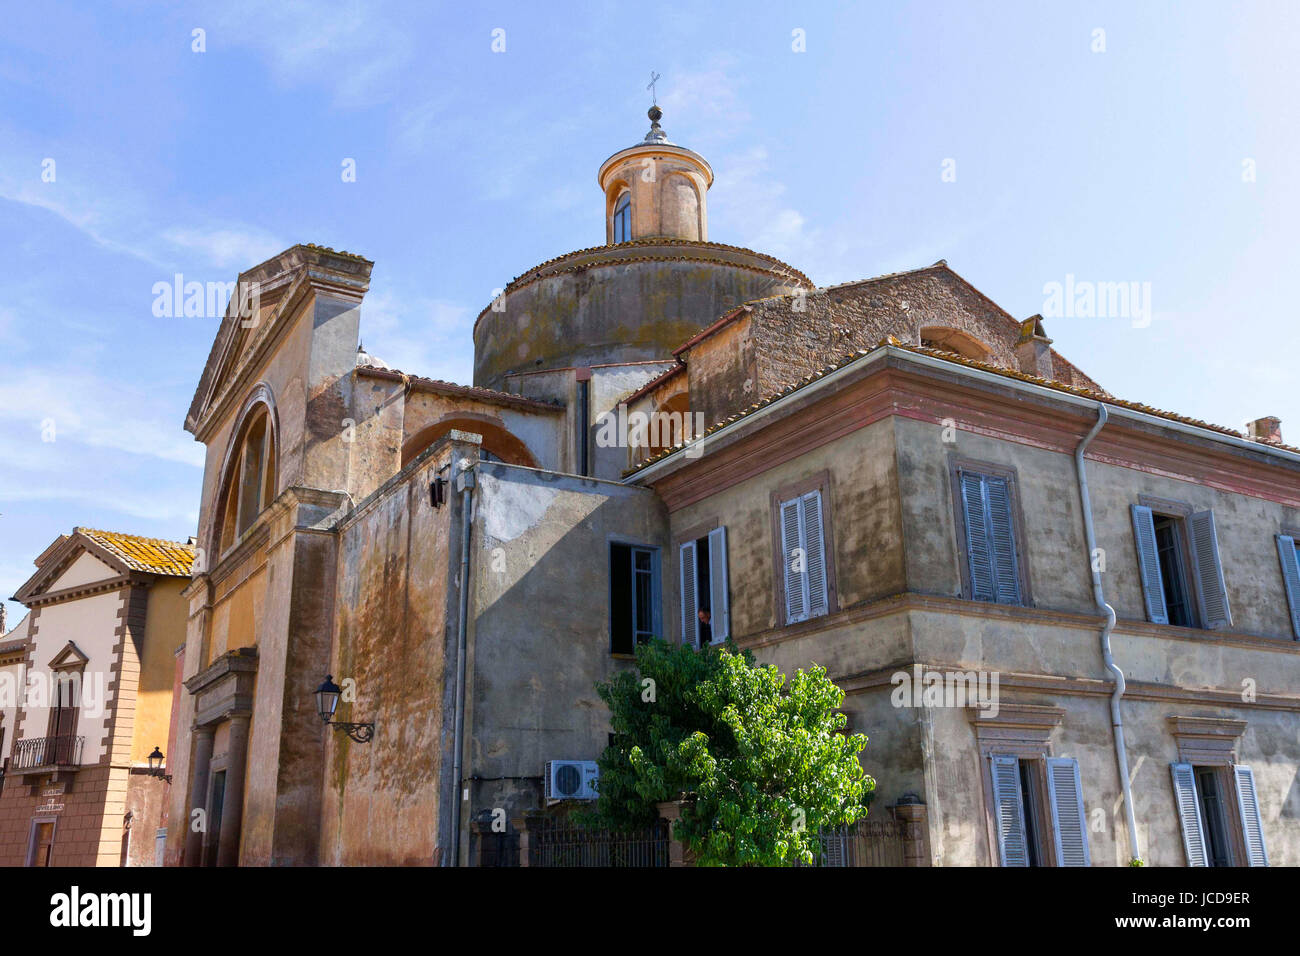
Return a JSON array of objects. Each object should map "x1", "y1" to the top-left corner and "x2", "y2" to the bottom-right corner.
[{"x1": 584, "y1": 638, "x2": 873, "y2": 866}]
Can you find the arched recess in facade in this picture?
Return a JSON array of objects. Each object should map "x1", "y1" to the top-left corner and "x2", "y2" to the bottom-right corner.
[
  {"x1": 646, "y1": 390, "x2": 692, "y2": 460},
  {"x1": 210, "y1": 383, "x2": 280, "y2": 560},
  {"x1": 401, "y1": 413, "x2": 539, "y2": 469},
  {"x1": 919, "y1": 326, "x2": 993, "y2": 361}
]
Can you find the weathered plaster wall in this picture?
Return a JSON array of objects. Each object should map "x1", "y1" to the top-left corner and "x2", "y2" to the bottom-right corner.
[
  {"x1": 473, "y1": 244, "x2": 807, "y2": 390},
  {"x1": 319, "y1": 442, "x2": 461, "y2": 865},
  {"x1": 463, "y1": 463, "x2": 668, "y2": 858}
]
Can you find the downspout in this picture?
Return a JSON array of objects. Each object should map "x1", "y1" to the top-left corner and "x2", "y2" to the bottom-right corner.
[
  {"x1": 448, "y1": 457, "x2": 475, "y2": 866},
  {"x1": 1075, "y1": 404, "x2": 1141, "y2": 863}
]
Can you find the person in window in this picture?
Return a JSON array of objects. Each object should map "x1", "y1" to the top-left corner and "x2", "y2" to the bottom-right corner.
[{"x1": 697, "y1": 607, "x2": 712, "y2": 646}]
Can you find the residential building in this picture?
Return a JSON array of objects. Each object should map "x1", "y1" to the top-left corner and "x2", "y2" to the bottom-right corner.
[{"x1": 0, "y1": 529, "x2": 192, "y2": 866}]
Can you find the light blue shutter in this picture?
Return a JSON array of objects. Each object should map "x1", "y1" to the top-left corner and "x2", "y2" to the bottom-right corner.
[
  {"x1": 986, "y1": 475, "x2": 1022, "y2": 604},
  {"x1": 679, "y1": 540, "x2": 698, "y2": 647},
  {"x1": 1171, "y1": 762, "x2": 1208, "y2": 866},
  {"x1": 780, "y1": 498, "x2": 807, "y2": 624},
  {"x1": 1276, "y1": 535, "x2": 1300, "y2": 639},
  {"x1": 961, "y1": 472, "x2": 996, "y2": 601},
  {"x1": 802, "y1": 490, "x2": 829, "y2": 619},
  {"x1": 1131, "y1": 505, "x2": 1169, "y2": 624},
  {"x1": 1188, "y1": 510, "x2": 1231, "y2": 629},
  {"x1": 991, "y1": 755, "x2": 1029, "y2": 866},
  {"x1": 1233, "y1": 766, "x2": 1268, "y2": 866},
  {"x1": 707, "y1": 527, "x2": 729, "y2": 642},
  {"x1": 1046, "y1": 757, "x2": 1090, "y2": 866}
]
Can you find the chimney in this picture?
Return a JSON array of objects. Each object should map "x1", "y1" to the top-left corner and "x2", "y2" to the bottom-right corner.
[
  {"x1": 1247, "y1": 416, "x2": 1283, "y2": 445},
  {"x1": 1014, "y1": 315, "x2": 1054, "y2": 380}
]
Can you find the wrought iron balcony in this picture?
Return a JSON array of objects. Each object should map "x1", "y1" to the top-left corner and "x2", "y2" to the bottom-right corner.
[{"x1": 11, "y1": 735, "x2": 83, "y2": 771}]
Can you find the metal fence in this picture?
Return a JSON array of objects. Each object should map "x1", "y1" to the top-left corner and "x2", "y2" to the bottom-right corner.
[
  {"x1": 11, "y1": 735, "x2": 83, "y2": 771},
  {"x1": 815, "y1": 818, "x2": 907, "y2": 867},
  {"x1": 527, "y1": 818, "x2": 671, "y2": 868}
]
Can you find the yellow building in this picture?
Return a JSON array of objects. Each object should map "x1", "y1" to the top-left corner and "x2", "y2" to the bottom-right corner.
[{"x1": 0, "y1": 529, "x2": 191, "y2": 866}]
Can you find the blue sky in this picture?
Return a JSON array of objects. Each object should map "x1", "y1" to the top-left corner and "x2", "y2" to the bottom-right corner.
[{"x1": 2, "y1": 0, "x2": 1296, "y2": 624}]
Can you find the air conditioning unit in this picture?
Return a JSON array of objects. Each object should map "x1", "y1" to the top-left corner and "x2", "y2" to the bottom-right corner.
[{"x1": 544, "y1": 760, "x2": 599, "y2": 802}]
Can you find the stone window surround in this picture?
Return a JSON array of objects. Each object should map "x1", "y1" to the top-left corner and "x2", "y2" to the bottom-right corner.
[
  {"x1": 968, "y1": 703, "x2": 1065, "y2": 867},
  {"x1": 768, "y1": 469, "x2": 840, "y2": 628},
  {"x1": 1167, "y1": 716, "x2": 1251, "y2": 866},
  {"x1": 947, "y1": 455, "x2": 1034, "y2": 606}
]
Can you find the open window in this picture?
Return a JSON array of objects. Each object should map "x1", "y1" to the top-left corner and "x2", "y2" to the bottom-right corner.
[
  {"x1": 679, "y1": 527, "x2": 730, "y2": 648},
  {"x1": 989, "y1": 754, "x2": 1090, "y2": 867},
  {"x1": 1171, "y1": 763, "x2": 1268, "y2": 866},
  {"x1": 610, "y1": 543, "x2": 660, "y2": 655},
  {"x1": 218, "y1": 404, "x2": 277, "y2": 553},
  {"x1": 1132, "y1": 504, "x2": 1231, "y2": 629}
]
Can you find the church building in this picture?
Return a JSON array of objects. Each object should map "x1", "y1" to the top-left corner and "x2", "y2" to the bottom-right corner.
[{"x1": 165, "y1": 107, "x2": 1300, "y2": 867}]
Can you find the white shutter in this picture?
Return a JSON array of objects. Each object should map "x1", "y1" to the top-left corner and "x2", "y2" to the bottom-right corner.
[
  {"x1": 780, "y1": 498, "x2": 807, "y2": 624},
  {"x1": 986, "y1": 475, "x2": 1022, "y2": 604},
  {"x1": 707, "y1": 527, "x2": 729, "y2": 643},
  {"x1": 802, "y1": 490, "x2": 829, "y2": 619},
  {"x1": 1170, "y1": 762, "x2": 1208, "y2": 867},
  {"x1": 961, "y1": 472, "x2": 996, "y2": 601},
  {"x1": 1276, "y1": 535, "x2": 1300, "y2": 639},
  {"x1": 1131, "y1": 505, "x2": 1169, "y2": 625},
  {"x1": 1046, "y1": 757, "x2": 1090, "y2": 866},
  {"x1": 679, "y1": 540, "x2": 698, "y2": 647},
  {"x1": 1188, "y1": 510, "x2": 1231, "y2": 629},
  {"x1": 991, "y1": 755, "x2": 1029, "y2": 866},
  {"x1": 1233, "y1": 766, "x2": 1268, "y2": 866}
]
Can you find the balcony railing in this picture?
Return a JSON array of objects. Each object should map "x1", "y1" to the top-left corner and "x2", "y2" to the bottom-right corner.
[{"x1": 11, "y1": 735, "x2": 83, "y2": 771}]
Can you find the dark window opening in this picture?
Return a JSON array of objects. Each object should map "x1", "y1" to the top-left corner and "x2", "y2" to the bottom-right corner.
[
  {"x1": 1153, "y1": 514, "x2": 1197, "y2": 628},
  {"x1": 694, "y1": 536, "x2": 712, "y2": 647},
  {"x1": 611, "y1": 543, "x2": 658, "y2": 654},
  {"x1": 613, "y1": 193, "x2": 631, "y2": 243},
  {"x1": 1195, "y1": 767, "x2": 1232, "y2": 867},
  {"x1": 1019, "y1": 760, "x2": 1044, "y2": 867}
]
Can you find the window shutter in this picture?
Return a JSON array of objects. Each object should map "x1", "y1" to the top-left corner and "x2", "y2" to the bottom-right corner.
[
  {"x1": 1170, "y1": 762, "x2": 1208, "y2": 866},
  {"x1": 1187, "y1": 510, "x2": 1231, "y2": 629},
  {"x1": 1275, "y1": 535, "x2": 1300, "y2": 639},
  {"x1": 707, "y1": 527, "x2": 730, "y2": 642},
  {"x1": 991, "y1": 755, "x2": 1030, "y2": 866},
  {"x1": 678, "y1": 541, "x2": 698, "y2": 647},
  {"x1": 1046, "y1": 757, "x2": 1090, "y2": 866},
  {"x1": 1233, "y1": 766, "x2": 1268, "y2": 866},
  {"x1": 1131, "y1": 505, "x2": 1169, "y2": 625},
  {"x1": 780, "y1": 498, "x2": 807, "y2": 624},
  {"x1": 802, "y1": 490, "x2": 829, "y2": 618},
  {"x1": 985, "y1": 475, "x2": 1022, "y2": 604},
  {"x1": 961, "y1": 472, "x2": 996, "y2": 601}
]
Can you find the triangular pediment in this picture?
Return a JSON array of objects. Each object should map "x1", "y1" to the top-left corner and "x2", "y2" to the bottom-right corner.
[
  {"x1": 11, "y1": 532, "x2": 130, "y2": 605},
  {"x1": 48, "y1": 640, "x2": 90, "y2": 671}
]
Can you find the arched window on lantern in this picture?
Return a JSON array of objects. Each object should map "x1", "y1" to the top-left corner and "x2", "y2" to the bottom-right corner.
[
  {"x1": 613, "y1": 191, "x2": 631, "y2": 243},
  {"x1": 217, "y1": 404, "x2": 277, "y2": 553}
]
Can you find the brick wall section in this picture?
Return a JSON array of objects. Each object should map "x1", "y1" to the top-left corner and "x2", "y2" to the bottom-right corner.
[
  {"x1": 744, "y1": 267, "x2": 1106, "y2": 401},
  {"x1": 0, "y1": 767, "x2": 114, "y2": 866}
]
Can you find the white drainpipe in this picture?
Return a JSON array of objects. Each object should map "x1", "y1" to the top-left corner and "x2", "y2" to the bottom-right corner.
[{"x1": 1075, "y1": 404, "x2": 1141, "y2": 863}]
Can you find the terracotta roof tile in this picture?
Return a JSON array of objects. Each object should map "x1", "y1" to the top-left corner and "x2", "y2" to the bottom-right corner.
[
  {"x1": 626, "y1": 343, "x2": 1299, "y2": 475},
  {"x1": 76, "y1": 528, "x2": 195, "y2": 577}
]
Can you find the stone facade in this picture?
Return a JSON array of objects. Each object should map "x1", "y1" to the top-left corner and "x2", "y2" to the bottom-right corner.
[{"x1": 161, "y1": 109, "x2": 1299, "y2": 868}]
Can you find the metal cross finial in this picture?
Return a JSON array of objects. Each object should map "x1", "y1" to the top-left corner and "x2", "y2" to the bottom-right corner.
[{"x1": 647, "y1": 71, "x2": 661, "y2": 105}]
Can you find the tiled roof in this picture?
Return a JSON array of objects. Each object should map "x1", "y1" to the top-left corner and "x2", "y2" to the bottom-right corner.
[
  {"x1": 626, "y1": 340, "x2": 1299, "y2": 475},
  {"x1": 355, "y1": 366, "x2": 565, "y2": 412},
  {"x1": 76, "y1": 528, "x2": 195, "y2": 577}
]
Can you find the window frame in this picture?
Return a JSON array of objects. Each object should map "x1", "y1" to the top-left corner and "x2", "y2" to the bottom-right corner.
[
  {"x1": 612, "y1": 190, "x2": 631, "y2": 244},
  {"x1": 948, "y1": 457, "x2": 1032, "y2": 606},
  {"x1": 769, "y1": 471, "x2": 839, "y2": 628},
  {"x1": 608, "y1": 540, "x2": 661, "y2": 656},
  {"x1": 673, "y1": 518, "x2": 730, "y2": 648},
  {"x1": 214, "y1": 392, "x2": 279, "y2": 558}
]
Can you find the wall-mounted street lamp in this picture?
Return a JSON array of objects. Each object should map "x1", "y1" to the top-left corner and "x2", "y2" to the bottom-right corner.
[
  {"x1": 147, "y1": 747, "x2": 172, "y2": 784},
  {"x1": 315, "y1": 675, "x2": 375, "y2": 743}
]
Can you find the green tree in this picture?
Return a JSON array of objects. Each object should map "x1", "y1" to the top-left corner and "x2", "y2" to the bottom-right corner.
[{"x1": 585, "y1": 638, "x2": 873, "y2": 866}]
